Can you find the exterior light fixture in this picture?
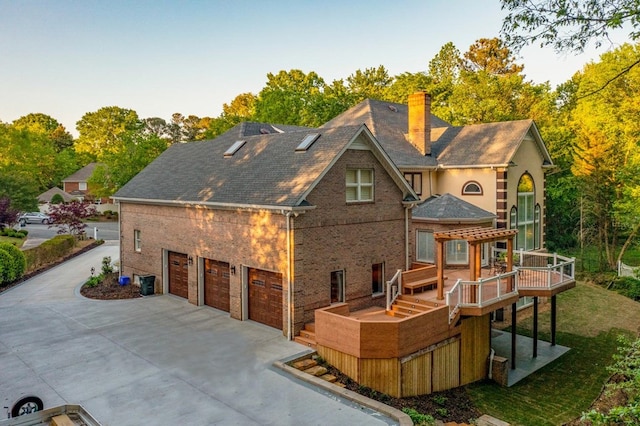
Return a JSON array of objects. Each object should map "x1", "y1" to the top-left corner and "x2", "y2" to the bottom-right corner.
[{"x1": 188, "y1": 256, "x2": 193, "y2": 266}]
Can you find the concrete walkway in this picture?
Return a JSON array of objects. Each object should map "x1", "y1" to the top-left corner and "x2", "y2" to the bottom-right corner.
[{"x1": 0, "y1": 242, "x2": 395, "y2": 425}]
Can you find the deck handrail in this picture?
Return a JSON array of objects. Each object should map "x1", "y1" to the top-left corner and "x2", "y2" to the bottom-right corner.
[
  {"x1": 517, "y1": 260, "x2": 576, "y2": 290},
  {"x1": 446, "y1": 271, "x2": 519, "y2": 313},
  {"x1": 386, "y1": 269, "x2": 403, "y2": 311}
]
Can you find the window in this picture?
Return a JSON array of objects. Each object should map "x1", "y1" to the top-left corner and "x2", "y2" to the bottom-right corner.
[
  {"x1": 372, "y1": 263, "x2": 384, "y2": 295},
  {"x1": 330, "y1": 270, "x2": 345, "y2": 303},
  {"x1": 446, "y1": 239, "x2": 468, "y2": 265},
  {"x1": 134, "y1": 229, "x2": 141, "y2": 252},
  {"x1": 462, "y1": 181, "x2": 482, "y2": 195},
  {"x1": 78, "y1": 182, "x2": 87, "y2": 191},
  {"x1": 515, "y1": 174, "x2": 539, "y2": 250},
  {"x1": 404, "y1": 172, "x2": 422, "y2": 195},
  {"x1": 346, "y1": 169, "x2": 374, "y2": 202},
  {"x1": 416, "y1": 230, "x2": 435, "y2": 263}
]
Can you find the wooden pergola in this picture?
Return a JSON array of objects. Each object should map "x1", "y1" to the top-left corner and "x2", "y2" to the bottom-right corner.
[{"x1": 433, "y1": 227, "x2": 518, "y2": 300}]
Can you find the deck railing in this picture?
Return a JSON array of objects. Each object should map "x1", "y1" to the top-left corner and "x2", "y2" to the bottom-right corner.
[
  {"x1": 386, "y1": 269, "x2": 403, "y2": 311},
  {"x1": 446, "y1": 271, "x2": 519, "y2": 320},
  {"x1": 493, "y1": 248, "x2": 576, "y2": 291}
]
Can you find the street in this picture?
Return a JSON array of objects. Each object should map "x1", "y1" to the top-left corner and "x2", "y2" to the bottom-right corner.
[{"x1": 18, "y1": 221, "x2": 119, "y2": 242}]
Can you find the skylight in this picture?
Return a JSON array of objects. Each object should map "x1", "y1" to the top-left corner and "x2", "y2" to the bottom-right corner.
[
  {"x1": 295, "y1": 133, "x2": 320, "y2": 152},
  {"x1": 224, "y1": 140, "x2": 246, "y2": 157}
]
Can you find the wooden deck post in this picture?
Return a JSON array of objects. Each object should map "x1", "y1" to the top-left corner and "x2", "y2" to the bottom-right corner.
[
  {"x1": 551, "y1": 295, "x2": 557, "y2": 346},
  {"x1": 533, "y1": 296, "x2": 538, "y2": 358},
  {"x1": 437, "y1": 239, "x2": 445, "y2": 300},
  {"x1": 511, "y1": 302, "x2": 517, "y2": 370}
]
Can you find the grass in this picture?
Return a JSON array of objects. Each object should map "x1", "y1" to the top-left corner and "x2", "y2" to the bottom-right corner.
[
  {"x1": 467, "y1": 281, "x2": 640, "y2": 425},
  {"x1": 0, "y1": 236, "x2": 24, "y2": 248}
]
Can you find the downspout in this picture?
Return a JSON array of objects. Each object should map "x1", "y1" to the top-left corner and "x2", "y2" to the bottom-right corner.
[
  {"x1": 405, "y1": 206, "x2": 410, "y2": 270},
  {"x1": 117, "y1": 201, "x2": 122, "y2": 279},
  {"x1": 285, "y1": 211, "x2": 293, "y2": 340}
]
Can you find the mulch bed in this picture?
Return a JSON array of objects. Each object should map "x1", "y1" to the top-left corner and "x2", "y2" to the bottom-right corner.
[
  {"x1": 80, "y1": 273, "x2": 141, "y2": 300},
  {"x1": 324, "y1": 364, "x2": 481, "y2": 424}
]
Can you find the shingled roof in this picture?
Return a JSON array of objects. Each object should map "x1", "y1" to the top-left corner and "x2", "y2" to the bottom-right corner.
[
  {"x1": 321, "y1": 98, "x2": 552, "y2": 169},
  {"x1": 412, "y1": 193, "x2": 496, "y2": 223},
  {"x1": 62, "y1": 162, "x2": 100, "y2": 182},
  {"x1": 113, "y1": 124, "x2": 415, "y2": 209}
]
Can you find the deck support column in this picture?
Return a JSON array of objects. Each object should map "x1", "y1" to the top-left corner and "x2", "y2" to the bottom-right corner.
[
  {"x1": 533, "y1": 296, "x2": 538, "y2": 358},
  {"x1": 511, "y1": 302, "x2": 517, "y2": 370},
  {"x1": 551, "y1": 295, "x2": 557, "y2": 346}
]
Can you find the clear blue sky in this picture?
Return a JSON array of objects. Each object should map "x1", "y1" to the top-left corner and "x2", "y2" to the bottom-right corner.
[{"x1": 0, "y1": 0, "x2": 627, "y2": 135}]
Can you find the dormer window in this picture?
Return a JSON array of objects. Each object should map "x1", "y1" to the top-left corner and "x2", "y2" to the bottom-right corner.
[
  {"x1": 346, "y1": 169, "x2": 374, "y2": 202},
  {"x1": 462, "y1": 181, "x2": 482, "y2": 195}
]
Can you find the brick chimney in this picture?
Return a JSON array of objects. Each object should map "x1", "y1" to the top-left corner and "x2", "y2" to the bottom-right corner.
[{"x1": 408, "y1": 91, "x2": 431, "y2": 155}]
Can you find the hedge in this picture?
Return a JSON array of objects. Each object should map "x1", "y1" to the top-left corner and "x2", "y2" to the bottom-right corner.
[
  {"x1": 23, "y1": 234, "x2": 76, "y2": 273},
  {"x1": 0, "y1": 243, "x2": 27, "y2": 285}
]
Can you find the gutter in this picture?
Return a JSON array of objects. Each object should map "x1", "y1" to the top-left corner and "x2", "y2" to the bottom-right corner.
[{"x1": 111, "y1": 197, "x2": 315, "y2": 213}]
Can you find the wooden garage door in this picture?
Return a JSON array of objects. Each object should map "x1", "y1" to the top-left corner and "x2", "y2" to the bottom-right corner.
[
  {"x1": 168, "y1": 251, "x2": 189, "y2": 299},
  {"x1": 204, "y1": 259, "x2": 230, "y2": 312},
  {"x1": 248, "y1": 268, "x2": 283, "y2": 330}
]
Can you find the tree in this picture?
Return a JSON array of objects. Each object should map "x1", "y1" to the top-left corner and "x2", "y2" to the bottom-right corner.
[
  {"x1": 89, "y1": 131, "x2": 168, "y2": 197},
  {"x1": 462, "y1": 38, "x2": 524, "y2": 75},
  {"x1": 0, "y1": 173, "x2": 38, "y2": 213},
  {"x1": 501, "y1": 0, "x2": 640, "y2": 53},
  {"x1": 0, "y1": 197, "x2": 20, "y2": 226},
  {"x1": 48, "y1": 200, "x2": 97, "y2": 236},
  {"x1": 254, "y1": 69, "x2": 326, "y2": 126},
  {"x1": 12, "y1": 113, "x2": 73, "y2": 152},
  {"x1": 346, "y1": 66, "x2": 393, "y2": 103},
  {"x1": 386, "y1": 72, "x2": 432, "y2": 104},
  {"x1": 569, "y1": 43, "x2": 640, "y2": 269},
  {"x1": 204, "y1": 93, "x2": 258, "y2": 139},
  {"x1": 75, "y1": 107, "x2": 141, "y2": 159}
]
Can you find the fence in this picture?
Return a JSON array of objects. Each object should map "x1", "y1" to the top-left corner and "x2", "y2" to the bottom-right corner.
[{"x1": 618, "y1": 261, "x2": 640, "y2": 278}]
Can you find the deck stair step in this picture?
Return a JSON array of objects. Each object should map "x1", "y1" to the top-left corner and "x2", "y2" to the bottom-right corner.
[
  {"x1": 294, "y1": 335, "x2": 317, "y2": 349},
  {"x1": 292, "y1": 358, "x2": 317, "y2": 370},
  {"x1": 385, "y1": 310, "x2": 408, "y2": 318},
  {"x1": 304, "y1": 365, "x2": 328, "y2": 377},
  {"x1": 294, "y1": 323, "x2": 318, "y2": 349},
  {"x1": 394, "y1": 299, "x2": 432, "y2": 311},
  {"x1": 391, "y1": 305, "x2": 420, "y2": 315}
]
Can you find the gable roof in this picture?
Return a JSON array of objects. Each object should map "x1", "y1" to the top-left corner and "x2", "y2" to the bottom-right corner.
[
  {"x1": 321, "y1": 98, "x2": 553, "y2": 169},
  {"x1": 412, "y1": 193, "x2": 496, "y2": 223},
  {"x1": 37, "y1": 187, "x2": 76, "y2": 203},
  {"x1": 113, "y1": 124, "x2": 416, "y2": 210},
  {"x1": 62, "y1": 162, "x2": 99, "y2": 182}
]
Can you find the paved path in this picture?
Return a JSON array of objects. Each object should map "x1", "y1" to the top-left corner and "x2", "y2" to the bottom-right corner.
[{"x1": 0, "y1": 242, "x2": 395, "y2": 425}]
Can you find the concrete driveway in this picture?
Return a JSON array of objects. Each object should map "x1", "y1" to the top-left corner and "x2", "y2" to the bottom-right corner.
[{"x1": 0, "y1": 242, "x2": 395, "y2": 425}]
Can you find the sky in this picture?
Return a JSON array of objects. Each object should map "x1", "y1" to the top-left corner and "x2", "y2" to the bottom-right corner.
[{"x1": 0, "y1": 0, "x2": 631, "y2": 136}]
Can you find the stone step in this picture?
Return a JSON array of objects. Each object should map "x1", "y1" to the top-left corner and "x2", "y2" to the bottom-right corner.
[
  {"x1": 292, "y1": 358, "x2": 317, "y2": 370},
  {"x1": 304, "y1": 365, "x2": 328, "y2": 377},
  {"x1": 319, "y1": 373, "x2": 337, "y2": 383}
]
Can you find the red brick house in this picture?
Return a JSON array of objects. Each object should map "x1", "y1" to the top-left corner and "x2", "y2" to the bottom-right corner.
[{"x1": 62, "y1": 162, "x2": 112, "y2": 207}]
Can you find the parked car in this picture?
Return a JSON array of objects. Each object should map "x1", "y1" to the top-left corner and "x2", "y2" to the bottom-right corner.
[{"x1": 18, "y1": 212, "x2": 52, "y2": 225}]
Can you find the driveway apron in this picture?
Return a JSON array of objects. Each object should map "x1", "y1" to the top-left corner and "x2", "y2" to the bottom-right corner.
[{"x1": 0, "y1": 242, "x2": 394, "y2": 425}]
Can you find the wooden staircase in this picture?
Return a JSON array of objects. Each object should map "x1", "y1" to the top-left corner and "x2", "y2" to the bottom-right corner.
[
  {"x1": 387, "y1": 295, "x2": 438, "y2": 318},
  {"x1": 293, "y1": 323, "x2": 317, "y2": 349}
]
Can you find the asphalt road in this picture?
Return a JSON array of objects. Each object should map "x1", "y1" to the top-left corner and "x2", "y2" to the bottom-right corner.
[{"x1": 18, "y1": 221, "x2": 119, "y2": 242}]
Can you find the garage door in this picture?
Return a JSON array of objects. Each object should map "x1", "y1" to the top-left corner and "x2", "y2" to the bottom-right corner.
[
  {"x1": 204, "y1": 259, "x2": 230, "y2": 312},
  {"x1": 168, "y1": 251, "x2": 189, "y2": 299},
  {"x1": 248, "y1": 268, "x2": 283, "y2": 329}
]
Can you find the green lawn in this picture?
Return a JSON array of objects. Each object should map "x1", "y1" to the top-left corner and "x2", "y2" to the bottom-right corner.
[
  {"x1": 467, "y1": 281, "x2": 640, "y2": 425},
  {"x1": 0, "y1": 236, "x2": 24, "y2": 248}
]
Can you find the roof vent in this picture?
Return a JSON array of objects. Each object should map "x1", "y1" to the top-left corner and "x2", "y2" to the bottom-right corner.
[
  {"x1": 388, "y1": 105, "x2": 398, "y2": 112},
  {"x1": 224, "y1": 140, "x2": 246, "y2": 157},
  {"x1": 296, "y1": 133, "x2": 320, "y2": 152},
  {"x1": 260, "y1": 127, "x2": 271, "y2": 134}
]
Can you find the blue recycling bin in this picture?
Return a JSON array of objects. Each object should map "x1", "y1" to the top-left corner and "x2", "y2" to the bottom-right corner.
[{"x1": 118, "y1": 276, "x2": 131, "y2": 286}]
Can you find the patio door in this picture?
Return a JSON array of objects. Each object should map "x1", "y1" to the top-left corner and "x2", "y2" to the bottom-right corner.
[{"x1": 330, "y1": 270, "x2": 345, "y2": 303}]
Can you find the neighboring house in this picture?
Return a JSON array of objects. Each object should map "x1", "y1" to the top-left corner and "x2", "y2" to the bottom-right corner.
[
  {"x1": 113, "y1": 92, "x2": 575, "y2": 396},
  {"x1": 62, "y1": 163, "x2": 114, "y2": 211},
  {"x1": 37, "y1": 187, "x2": 76, "y2": 205}
]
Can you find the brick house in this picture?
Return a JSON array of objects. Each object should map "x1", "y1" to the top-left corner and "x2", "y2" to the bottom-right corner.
[
  {"x1": 113, "y1": 125, "x2": 417, "y2": 337},
  {"x1": 114, "y1": 92, "x2": 575, "y2": 395},
  {"x1": 62, "y1": 162, "x2": 113, "y2": 208}
]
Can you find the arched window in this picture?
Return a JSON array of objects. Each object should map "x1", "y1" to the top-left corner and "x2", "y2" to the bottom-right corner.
[
  {"x1": 462, "y1": 181, "x2": 483, "y2": 195},
  {"x1": 515, "y1": 173, "x2": 539, "y2": 250}
]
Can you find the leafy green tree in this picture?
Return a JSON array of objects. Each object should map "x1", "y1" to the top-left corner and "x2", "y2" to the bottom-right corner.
[
  {"x1": 12, "y1": 113, "x2": 73, "y2": 152},
  {"x1": 254, "y1": 69, "x2": 326, "y2": 126},
  {"x1": 427, "y1": 42, "x2": 463, "y2": 122},
  {"x1": 167, "y1": 113, "x2": 211, "y2": 143},
  {"x1": 386, "y1": 72, "x2": 432, "y2": 104},
  {"x1": 346, "y1": 66, "x2": 393, "y2": 103},
  {"x1": 89, "y1": 131, "x2": 168, "y2": 197},
  {"x1": 50, "y1": 193, "x2": 64, "y2": 204},
  {"x1": 501, "y1": 0, "x2": 640, "y2": 53},
  {"x1": 0, "y1": 174, "x2": 38, "y2": 212},
  {"x1": 75, "y1": 107, "x2": 141, "y2": 159},
  {"x1": 569, "y1": 43, "x2": 640, "y2": 269},
  {"x1": 462, "y1": 37, "x2": 524, "y2": 75},
  {"x1": 204, "y1": 93, "x2": 258, "y2": 139}
]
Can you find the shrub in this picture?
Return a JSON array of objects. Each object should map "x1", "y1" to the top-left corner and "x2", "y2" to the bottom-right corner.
[
  {"x1": 23, "y1": 234, "x2": 76, "y2": 272},
  {"x1": 402, "y1": 408, "x2": 435, "y2": 426},
  {"x1": 84, "y1": 274, "x2": 103, "y2": 288},
  {"x1": 610, "y1": 276, "x2": 640, "y2": 301},
  {"x1": 50, "y1": 194, "x2": 64, "y2": 204},
  {"x1": 101, "y1": 256, "x2": 113, "y2": 275},
  {"x1": 0, "y1": 243, "x2": 26, "y2": 283}
]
